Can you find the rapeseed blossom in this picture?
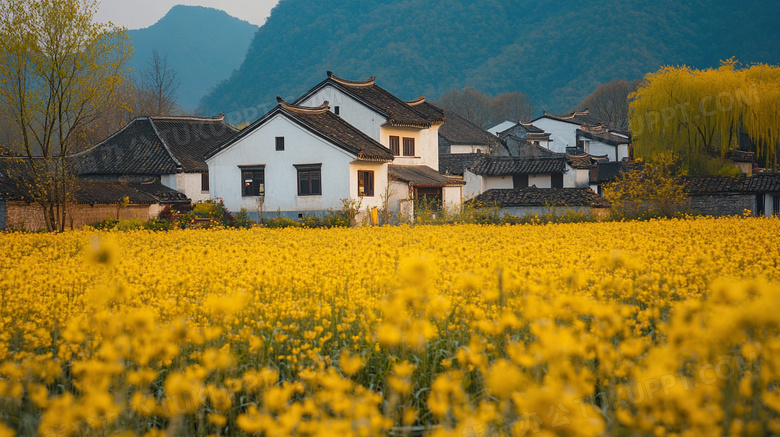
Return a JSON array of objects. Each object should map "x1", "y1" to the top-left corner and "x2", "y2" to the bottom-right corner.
[{"x1": 0, "y1": 217, "x2": 778, "y2": 435}]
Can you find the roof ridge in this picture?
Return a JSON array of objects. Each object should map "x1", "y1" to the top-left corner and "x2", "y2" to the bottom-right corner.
[
  {"x1": 148, "y1": 118, "x2": 183, "y2": 169},
  {"x1": 69, "y1": 117, "x2": 145, "y2": 157},
  {"x1": 150, "y1": 114, "x2": 227, "y2": 122},
  {"x1": 327, "y1": 71, "x2": 376, "y2": 87},
  {"x1": 405, "y1": 96, "x2": 426, "y2": 106},
  {"x1": 277, "y1": 97, "x2": 330, "y2": 114}
]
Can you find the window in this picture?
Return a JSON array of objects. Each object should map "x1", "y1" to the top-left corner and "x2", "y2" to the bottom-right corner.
[
  {"x1": 774, "y1": 195, "x2": 780, "y2": 216},
  {"x1": 275, "y1": 137, "x2": 284, "y2": 151},
  {"x1": 756, "y1": 194, "x2": 766, "y2": 216},
  {"x1": 201, "y1": 172, "x2": 209, "y2": 192},
  {"x1": 403, "y1": 137, "x2": 415, "y2": 156},
  {"x1": 296, "y1": 164, "x2": 321, "y2": 196},
  {"x1": 513, "y1": 174, "x2": 529, "y2": 188},
  {"x1": 552, "y1": 173, "x2": 564, "y2": 188},
  {"x1": 389, "y1": 136, "x2": 400, "y2": 156},
  {"x1": 241, "y1": 166, "x2": 265, "y2": 197},
  {"x1": 334, "y1": 106, "x2": 340, "y2": 116},
  {"x1": 358, "y1": 170, "x2": 374, "y2": 197}
]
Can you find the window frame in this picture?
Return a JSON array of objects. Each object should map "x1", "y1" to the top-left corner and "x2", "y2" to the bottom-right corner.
[
  {"x1": 402, "y1": 137, "x2": 415, "y2": 156},
  {"x1": 201, "y1": 172, "x2": 209, "y2": 193},
  {"x1": 389, "y1": 136, "x2": 400, "y2": 156},
  {"x1": 295, "y1": 164, "x2": 322, "y2": 196},
  {"x1": 358, "y1": 170, "x2": 374, "y2": 197},
  {"x1": 240, "y1": 165, "x2": 265, "y2": 197}
]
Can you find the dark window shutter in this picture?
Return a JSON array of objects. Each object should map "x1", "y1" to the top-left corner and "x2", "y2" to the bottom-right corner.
[
  {"x1": 513, "y1": 174, "x2": 529, "y2": 188},
  {"x1": 552, "y1": 173, "x2": 564, "y2": 188}
]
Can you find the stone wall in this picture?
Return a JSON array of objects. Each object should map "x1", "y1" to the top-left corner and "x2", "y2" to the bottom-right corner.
[
  {"x1": 4, "y1": 201, "x2": 153, "y2": 230},
  {"x1": 689, "y1": 194, "x2": 755, "y2": 217}
]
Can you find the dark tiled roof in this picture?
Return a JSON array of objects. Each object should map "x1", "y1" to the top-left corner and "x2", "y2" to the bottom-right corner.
[
  {"x1": 727, "y1": 150, "x2": 755, "y2": 163},
  {"x1": 294, "y1": 72, "x2": 444, "y2": 128},
  {"x1": 73, "y1": 115, "x2": 237, "y2": 176},
  {"x1": 516, "y1": 142, "x2": 562, "y2": 159},
  {"x1": 577, "y1": 125, "x2": 631, "y2": 146},
  {"x1": 682, "y1": 174, "x2": 780, "y2": 195},
  {"x1": 0, "y1": 177, "x2": 188, "y2": 204},
  {"x1": 150, "y1": 116, "x2": 238, "y2": 172},
  {"x1": 406, "y1": 97, "x2": 446, "y2": 122},
  {"x1": 497, "y1": 122, "x2": 549, "y2": 140},
  {"x1": 439, "y1": 112, "x2": 499, "y2": 146},
  {"x1": 389, "y1": 165, "x2": 464, "y2": 187},
  {"x1": 534, "y1": 110, "x2": 603, "y2": 126},
  {"x1": 76, "y1": 180, "x2": 189, "y2": 205},
  {"x1": 469, "y1": 156, "x2": 566, "y2": 176},
  {"x1": 439, "y1": 153, "x2": 485, "y2": 176},
  {"x1": 565, "y1": 154, "x2": 595, "y2": 170},
  {"x1": 470, "y1": 187, "x2": 610, "y2": 208},
  {"x1": 206, "y1": 99, "x2": 394, "y2": 162}
]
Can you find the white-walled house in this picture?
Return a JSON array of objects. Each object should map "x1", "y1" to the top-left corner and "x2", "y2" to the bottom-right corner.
[
  {"x1": 576, "y1": 125, "x2": 630, "y2": 162},
  {"x1": 531, "y1": 110, "x2": 601, "y2": 154},
  {"x1": 204, "y1": 99, "x2": 394, "y2": 219},
  {"x1": 293, "y1": 72, "x2": 463, "y2": 213},
  {"x1": 531, "y1": 110, "x2": 630, "y2": 161},
  {"x1": 73, "y1": 115, "x2": 238, "y2": 202},
  {"x1": 496, "y1": 122, "x2": 553, "y2": 156}
]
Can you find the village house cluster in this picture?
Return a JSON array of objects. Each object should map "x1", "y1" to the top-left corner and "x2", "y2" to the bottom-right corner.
[{"x1": 1, "y1": 72, "x2": 779, "y2": 229}]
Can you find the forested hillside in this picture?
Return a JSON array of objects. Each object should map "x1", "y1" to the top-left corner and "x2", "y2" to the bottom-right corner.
[
  {"x1": 127, "y1": 5, "x2": 258, "y2": 111},
  {"x1": 199, "y1": 0, "x2": 780, "y2": 122}
]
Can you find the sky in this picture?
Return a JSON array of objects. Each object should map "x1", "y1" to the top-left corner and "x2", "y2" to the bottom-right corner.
[{"x1": 94, "y1": 0, "x2": 281, "y2": 29}]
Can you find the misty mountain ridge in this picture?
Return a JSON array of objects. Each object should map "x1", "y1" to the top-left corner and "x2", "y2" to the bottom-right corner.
[
  {"x1": 127, "y1": 5, "x2": 258, "y2": 111},
  {"x1": 198, "y1": 0, "x2": 780, "y2": 123}
]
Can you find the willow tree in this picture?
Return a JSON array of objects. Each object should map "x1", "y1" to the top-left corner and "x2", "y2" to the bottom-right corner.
[
  {"x1": 0, "y1": 0, "x2": 131, "y2": 231},
  {"x1": 628, "y1": 60, "x2": 780, "y2": 170}
]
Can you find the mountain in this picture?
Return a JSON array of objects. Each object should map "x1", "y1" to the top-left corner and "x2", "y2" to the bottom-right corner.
[
  {"x1": 127, "y1": 5, "x2": 258, "y2": 112},
  {"x1": 198, "y1": 0, "x2": 780, "y2": 123}
]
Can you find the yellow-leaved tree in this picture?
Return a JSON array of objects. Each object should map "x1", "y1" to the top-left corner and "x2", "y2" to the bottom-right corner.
[
  {"x1": 603, "y1": 152, "x2": 688, "y2": 220},
  {"x1": 629, "y1": 60, "x2": 780, "y2": 173},
  {"x1": 0, "y1": 0, "x2": 131, "y2": 231}
]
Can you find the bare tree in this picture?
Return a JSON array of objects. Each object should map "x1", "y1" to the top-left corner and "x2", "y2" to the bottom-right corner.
[
  {"x1": 134, "y1": 49, "x2": 181, "y2": 116},
  {"x1": 438, "y1": 87, "x2": 491, "y2": 127},
  {"x1": 437, "y1": 87, "x2": 535, "y2": 128},
  {"x1": 490, "y1": 92, "x2": 534, "y2": 125},
  {"x1": 577, "y1": 79, "x2": 640, "y2": 129}
]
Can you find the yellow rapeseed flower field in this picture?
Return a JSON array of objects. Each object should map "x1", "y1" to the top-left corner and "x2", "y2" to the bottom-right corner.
[{"x1": 0, "y1": 217, "x2": 779, "y2": 436}]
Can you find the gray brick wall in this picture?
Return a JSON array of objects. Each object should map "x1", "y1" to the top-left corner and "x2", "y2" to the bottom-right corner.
[{"x1": 690, "y1": 194, "x2": 755, "y2": 216}]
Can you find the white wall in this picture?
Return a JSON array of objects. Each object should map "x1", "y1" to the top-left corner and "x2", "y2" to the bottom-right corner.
[
  {"x1": 349, "y1": 161, "x2": 389, "y2": 211},
  {"x1": 388, "y1": 180, "x2": 411, "y2": 215},
  {"x1": 443, "y1": 185, "x2": 463, "y2": 211},
  {"x1": 532, "y1": 118, "x2": 579, "y2": 153},
  {"x1": 160, "y1": 173, "x2": 209, "y2": 203},
  {"x1": 528, "y1": 174, "x2": 552, "y2": 188},
  {"x1": 178, "y1": 173, "x2": 210, "y2": 203},
  {"x1": 207, "y1": 114, "x2": 360, "y2": 214},
  {"x1": 463, "y1": 171, "x2": 483, "y2": 199},
  {"x1": 618, "y1": 144, "x2": 630, "y2": 161},
  {"x1": 450, "y1": 145, "x2": 487, "y2": 154},
  {"x1": 484, "y1": 175, "x2": 515, "y2": 191},
  {"x1": 381, "y1": 125, "x2": 440, "y2": 171},
  {"x1": 297, "y1": 85, "x2": 384, "y2": 141},
  {"x1": 587, "y1": 140, "x2": 618, "y2": 161},
  {"x1": 563, "y1": 165, "x2": 590, "y2": 188}
]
